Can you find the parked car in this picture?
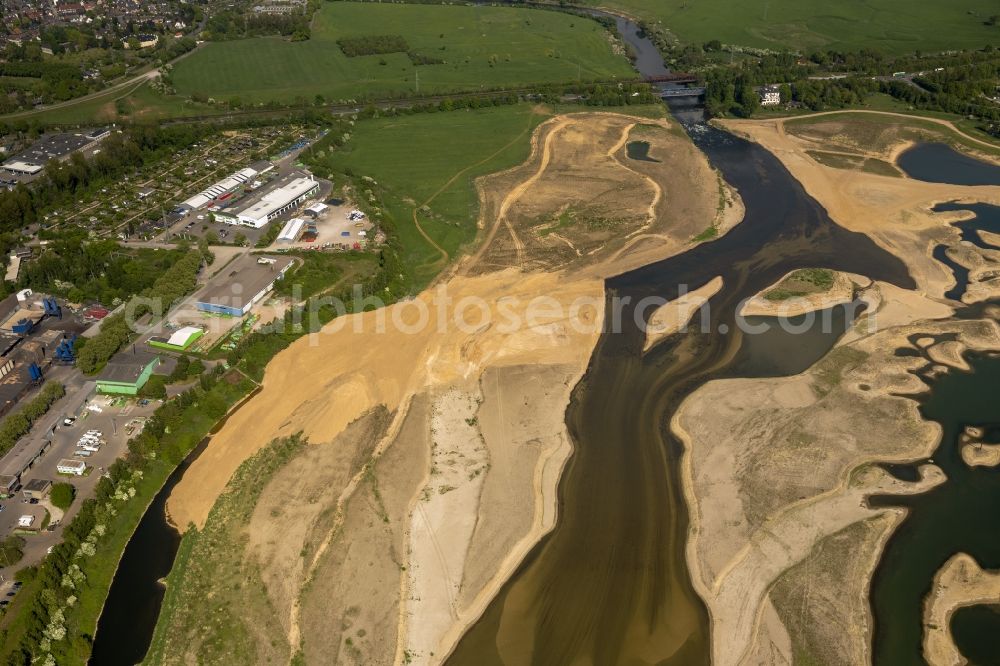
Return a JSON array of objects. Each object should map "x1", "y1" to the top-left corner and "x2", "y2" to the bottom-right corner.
[{"x1": 63, "y1": 417, "x2": 76, "y2": 426}]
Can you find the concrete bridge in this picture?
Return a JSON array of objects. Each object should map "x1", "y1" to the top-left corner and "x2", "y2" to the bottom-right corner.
[{"x1": 659, "y1": 87, "x2": 706, "y2": 98}]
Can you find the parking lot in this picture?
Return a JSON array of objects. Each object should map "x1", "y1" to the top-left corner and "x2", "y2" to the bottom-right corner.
[{"x1": 0, "y1": 392, "x2": 160, "y2": 584}]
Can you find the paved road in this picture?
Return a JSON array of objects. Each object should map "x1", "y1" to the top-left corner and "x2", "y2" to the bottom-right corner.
[{"x1": 0, "y1": 385, "x2": 159, "y2": 583}]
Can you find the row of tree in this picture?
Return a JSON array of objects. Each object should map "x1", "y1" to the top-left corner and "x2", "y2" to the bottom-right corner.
[
  {"x1": 0, "y1": 381, "x2": 66, "y2": 457},
  {"x1": 0, "y1": 366, "x2": 253, "y2": 665},
  {"x1": 73, "y1": 250, "x2": 204, "y2": 374}
]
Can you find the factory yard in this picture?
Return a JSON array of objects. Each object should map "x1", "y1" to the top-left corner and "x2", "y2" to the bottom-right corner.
[{"x1": 0, "y1": 388, "x2": 160, "y2": 584}]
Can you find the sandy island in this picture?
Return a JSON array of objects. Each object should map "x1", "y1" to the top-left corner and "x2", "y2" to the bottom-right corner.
[
  {"x1": 924, "y1": 553, "x2": 1000, "y2": 666},
  {"x1": 672, "y1": 112, "x2": 1000, "y2": 665}
]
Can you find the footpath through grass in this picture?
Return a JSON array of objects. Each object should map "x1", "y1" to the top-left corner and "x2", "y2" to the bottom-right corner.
[
  {"x1": 311, "y1": 104, "x2": 549, "y2": 286},
  {"x1": 588, "y1": 0, "x2": 1000, "y2": 54},
  {"x1": 170, "y1": 2, "x2": 635, "y2": 104}
]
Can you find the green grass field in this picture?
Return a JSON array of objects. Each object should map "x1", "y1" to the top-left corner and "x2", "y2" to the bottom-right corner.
[
  {"x1": 312, "y1": 104, "x2": 549, "y2": 286},
  {"x1": 170, "y1": 2, "x2": 635, "y2": 104},
  {"x1": 591, "y1": 0, "x2": 1000, "y2": 53}
]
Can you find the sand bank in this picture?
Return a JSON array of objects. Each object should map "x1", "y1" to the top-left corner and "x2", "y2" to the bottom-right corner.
[
  {"x1": 161, "y1": 111, "x2": 726, "y2": 664},
  {"x1": 923, "y1": 553, "x2": 1000, "y2": 666}
]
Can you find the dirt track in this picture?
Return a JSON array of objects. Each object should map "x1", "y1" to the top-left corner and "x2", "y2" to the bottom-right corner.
[{"x1": 160, "y1": 111, "x2": 725, "y2": 664}]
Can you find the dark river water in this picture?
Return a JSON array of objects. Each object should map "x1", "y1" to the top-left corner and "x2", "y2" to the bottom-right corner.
[
  {"x1": 90, "y1": 387, "x2": 260, "y2": 665},
  {"x1": 870, "y1": 350, "x2": 1000, "y2": 666},
  {"x1": 897, "y1": 142, "x2": 1000, "y2": 186},
  {"x1": 449, "y1": 98, "x2": 914, "y2": 662},
  {"x1": 94, "y1": 6, "x2": 999, "y2": 665}
]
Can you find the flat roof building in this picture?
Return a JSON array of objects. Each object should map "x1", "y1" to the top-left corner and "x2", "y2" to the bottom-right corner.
[
  {"x1": 1, "y1": 130, "x2": 109, "y2": 179},
  {"x1": 181, "y1": 166, "x2": 262, "y2": 211},
  {"x1": 215, "y1": 172, "x2": 319, "y2": 228},
  {"x1": 56, "y1": 459, "x2": 86, "y2": 476},
  {"x1": 195, "y1": 255, "x2": 294, "y2": 317},
  {"x1": 277, "y1": 218, "x2": 305, "y2": 243},
  {"x1": 22, "y1": 478, "x2": 51, "y2": 500},
  {"x1": 96, "y1": 348, "x2": 160, "y2": 395}
]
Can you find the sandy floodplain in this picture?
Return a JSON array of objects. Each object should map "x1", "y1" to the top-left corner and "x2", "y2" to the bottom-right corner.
[
  {"x1": 719, "y1": 116, "x2": 1000, "y2": 304},
  {"x1": 670, "y1": 114, "x2": 1000, "y2": 665},
  {"x1": 159, "y1": 112, "x2": 728, "y2": 664}
]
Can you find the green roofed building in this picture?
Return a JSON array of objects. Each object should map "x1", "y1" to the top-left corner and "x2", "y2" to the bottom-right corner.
[
  {"x1": 148, "y1": 326, "x2": 204, "y2": 352},
  {"x1": 96, "y1": 347, "x2": 161, "y2": 395}
]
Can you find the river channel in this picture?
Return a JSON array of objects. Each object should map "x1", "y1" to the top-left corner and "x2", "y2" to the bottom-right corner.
[
  {"x1": 94, "y1": 5, "x2": 996, "y2": 664},
  {"x1": 448, "y1": 92, "x2": 914, "y2": 661}
]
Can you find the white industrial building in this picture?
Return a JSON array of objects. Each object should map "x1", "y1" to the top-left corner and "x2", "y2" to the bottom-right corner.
[
  {"x1": 57, "y1": 459, "x2": 87, "y2": 476},
  {"x1": 277, "y1": 217, "x2": 306, "y2": 243},
  {"x1": 1, "y1": 161, "x2": 44, "y2": 176},
  {"x1": 180, "y1": 166, "x2": 268, "y2": 211},
  {"x1": 216, "y1": 174, "x2": 319, "y2": 228}
]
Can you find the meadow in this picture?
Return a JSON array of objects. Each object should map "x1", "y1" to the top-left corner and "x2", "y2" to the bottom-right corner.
[
  {"x1": 592, "y1": 0, "x2": 1000, "y2": 53},
  {"x1": 169, "y1": 2, "x2": 635, "y2": 104},
  {"x1": 312, "y1": 104, "x2": 549, "y2": 285}
]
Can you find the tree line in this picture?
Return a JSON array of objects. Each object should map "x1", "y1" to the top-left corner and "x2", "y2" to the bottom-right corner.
[
  {"x1": 0, "y1": 381, "x2": 66, "y2": 457},
  {"x1": 74, "y1": 250, "x2": 204, "y2": 374},
  {"x1": 0, "y1": 366, "x2": 253, "y2": 666}
]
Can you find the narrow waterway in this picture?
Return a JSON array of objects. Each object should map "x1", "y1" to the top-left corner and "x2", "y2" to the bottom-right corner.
[
  {"x1": 90, "y1": 386, "x2": 261, "y2": 665},
  {"x1": 448, "y1": 104, "x2": 914, "y2": 662}
]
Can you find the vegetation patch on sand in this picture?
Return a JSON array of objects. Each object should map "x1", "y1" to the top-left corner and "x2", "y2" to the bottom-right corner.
[
  {"x1": 170, "y1": 3, "x2": 635, "y2": 104},
  {"x1": 764, "y1": 268, "x2": 836, "y2": 301},
  {"x1": 784, "y1": 111, "x2": 1000, "y2": 160},
  {"x1": 805, "y1": 150, "x2": 902, "y2": 177},
  {"x1": 311, "y1": 104, "x2": 548, "y2": 285}
]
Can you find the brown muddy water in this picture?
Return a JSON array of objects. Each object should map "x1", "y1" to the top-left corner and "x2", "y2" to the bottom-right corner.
[{"x1": 448, "y1": 108, "x2": 914, "y2": 664}]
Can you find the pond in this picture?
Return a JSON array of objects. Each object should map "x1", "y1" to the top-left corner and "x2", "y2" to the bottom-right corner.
[
  {"x1": 870, "y1": 353, "x2": 1000, "y2": 666},
  {"x1": 897, "y1": 142, "x2": 1000, "y2": 186},
  {"x1": 625, "y1": 140, "x2": 660, "y2": 162}
]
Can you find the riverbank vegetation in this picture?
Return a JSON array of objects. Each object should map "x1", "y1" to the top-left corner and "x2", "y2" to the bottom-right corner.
[
  {"x1": 0, "y1": 382, "x2": 65, "y2": 457},
  {"x1": 168, "y1": 2, "x2": 634, "y2": 105},
  {"x1": 0, "y1": 368, "x2": 255, "y2": 666},
  {"x1": 144, "y1": 434, "x2": 306, "y2": 665}
]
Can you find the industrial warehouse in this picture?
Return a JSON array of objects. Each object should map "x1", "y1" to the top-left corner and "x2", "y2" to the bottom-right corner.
[
  {"x1": 194, "y1": 255, "x2": 294, "y2": 317},
  {"x1": 214, "y1": 171, "x2": 319, "y2": 228},
  {"x1": 0, "y1": 128, "x2": 111, "y2": 187},
  {"x1": 178, "y1": 160, "x2": 274, "y2": 212},
  {"x1": 95, "y1": 348, "x2": 161, "y2": 395}
]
